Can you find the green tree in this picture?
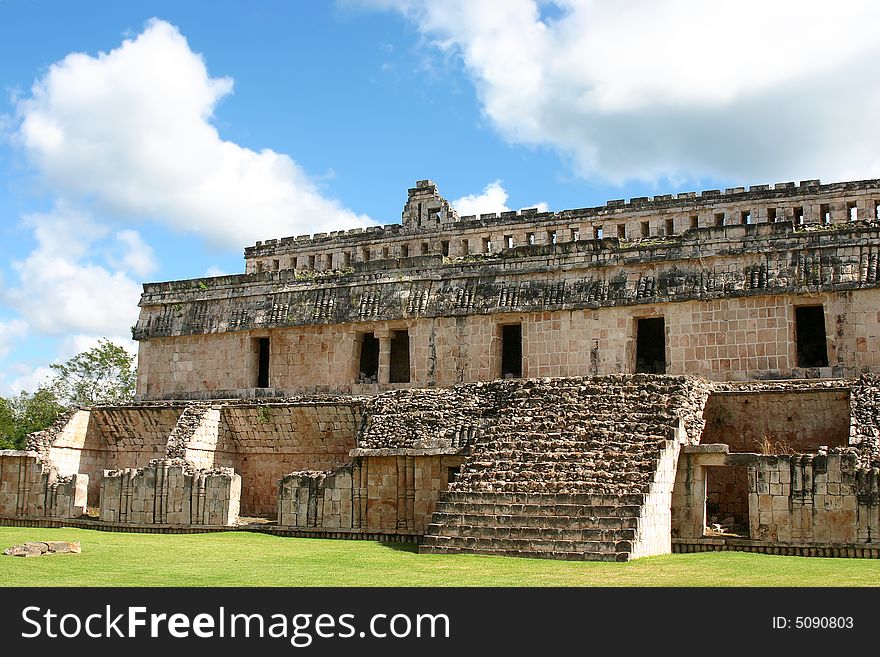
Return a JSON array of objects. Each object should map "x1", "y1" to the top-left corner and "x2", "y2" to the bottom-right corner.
[
  {"x1": 50, "y1": 339, "x2": 136, "y2": 406},
  {"x1": 0, "y1": 387, "x2": 65, "y2": 449}
]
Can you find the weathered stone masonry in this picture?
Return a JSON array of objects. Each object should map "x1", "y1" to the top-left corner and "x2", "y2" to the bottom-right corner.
[
  {"x1": 5, "y1": 177, "x2": 880, "y2": 561},
  {"x1": 134, "y1": 178, "x2": 880, "y2": 399}
]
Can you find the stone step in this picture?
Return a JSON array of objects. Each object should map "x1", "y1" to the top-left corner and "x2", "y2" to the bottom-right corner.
[
  {"x1": 417, "y1": 544, "x2": 630, "y2": 562},
  {"x1": 438, "y1": 492, "x2": 646, "y2": 507},
  {"x1": 425, "y1": 523, "x2": 637, "y2": 543},
  {"x1": 420, "y1": 534, "x2": 632, "y2": 558},
  {"x1": 454, "y1": 480, "x2": 654, "y2": 492},
  {"x1": 458, "y1": 461, "x2": 658, "y2": 474},
  {"x1": 429, "y1": 511, "x2": 641, "y2": 530}
]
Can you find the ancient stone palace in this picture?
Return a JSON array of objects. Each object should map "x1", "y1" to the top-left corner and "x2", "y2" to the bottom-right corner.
[{"x1": 3, "y1": 177, "x2": 880, "y2": 560}]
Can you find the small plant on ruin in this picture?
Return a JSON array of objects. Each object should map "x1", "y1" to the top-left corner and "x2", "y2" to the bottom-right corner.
[
  {"x1": 257, "y1": 406, "x2": 271, "y2": 424},
  {"x1": 755, "y1": 435, "x2": 797, "y2": 455}
]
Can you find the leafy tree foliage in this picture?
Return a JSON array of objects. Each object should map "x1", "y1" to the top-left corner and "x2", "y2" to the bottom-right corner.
[
  {"x1": 0, "y1": 339, "x2": 136, "y2": 448},
  {"x1": 0, "y1": 387, "x2": 65, "y2": 449},
  {"x1": 50, "y1": 339, "x2": 136, "y2": 407}
]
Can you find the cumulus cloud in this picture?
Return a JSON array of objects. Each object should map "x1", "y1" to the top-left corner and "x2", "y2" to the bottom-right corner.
[
  {"x1": 15, "y1": 18, "x2": 373, "y2": 247},
  {"x1": 7, "y1": 365, "x2": 54, "y2": 395},
  {"x1": 109, "y1": 230, "x2": 157, "y2": 277},
  {"x1": 0, "y1": 319, "x2": 27, "y2": 359},
  {"x1": 453, "y1": 180, "x2": 510, "y2": 216},
  {"x1": 5, "y1": 207, "x2": 142, "y2": 338},
  {"x1": 366, "y1": 0, "x2": 880, "y2": 184},
  {"x1": 452, "y1": 180, "x2": 547, "y2": 216}
]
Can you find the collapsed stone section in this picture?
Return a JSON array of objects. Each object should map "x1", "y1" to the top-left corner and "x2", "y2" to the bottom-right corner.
[
  {"x1": 100, "y1": 458, "x2": 240, "y2": 526},
  {"x1": 0, "y1": 450, "x2": 87, "y2": 519},
  {"x1": 848, "y1": 373, "x2": 880, "y2": 468},
  {"x1": 419, "y1": 375, "x2": 711, "y2": 560}
]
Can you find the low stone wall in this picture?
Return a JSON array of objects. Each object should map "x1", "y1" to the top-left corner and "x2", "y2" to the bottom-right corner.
[
  {"x1": 99, "y1": 459, "x2": 240, "y2": 526},
  {"x1": 278, "y1": 454, "x2": 463, "y2": 535},
  {"x1": 278, "y1": 466, "x2": 353, "y2": 530},
  {"x1": 0, "y1": 450, "x2": 87, "y2": 519},
  {"x1": 672, "y1": 446, "x2": 880, "y2": 546}
]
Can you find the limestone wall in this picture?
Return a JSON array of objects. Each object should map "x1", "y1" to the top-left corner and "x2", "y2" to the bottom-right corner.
[
  {"x1": 749, "y1": 453, "x2": 878, "y2": 544},
  {"x1": 99, "y1": 459, "x2": 240, "y2": 526},
  {"x1": 702, "y1": 388, "x2": 850, "y2": 452},
  {"x1": 48, "y1": 407, "x2": 184, "y2": 506},
  {"x1": 0, "y1": 450, "x2": 87, "y2": 519},
  {"x1": 240, "y1": 178, "x2": 880, "y2": 274},
  {"x1": 278, "y1": 466, "x2": 353, "y2": 530},
  {"x1": 671, "y1": 448, "x2": 880, "y2": 546},
  {"x1": 278, "y1": 455, "x2": 463, "y2": 534},
  {"x1": 220, "y1": 403, "x2": 360, "y2": 517},
  {"x1": 136, "y1": 286, "x2": 880, "y2": 399},
  {"x1": 631, "y1": 435, "x2": 682, "y2": 559}
]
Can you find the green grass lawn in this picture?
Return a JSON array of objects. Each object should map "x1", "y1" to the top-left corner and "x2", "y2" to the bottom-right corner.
[{"x1": 1, "y1": 526, "x2": 878, "y2": 586}]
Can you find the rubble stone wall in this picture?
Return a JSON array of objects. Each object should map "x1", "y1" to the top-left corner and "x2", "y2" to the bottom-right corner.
[
  {"x1": 0, "y1": 450, "x2": 87, "y2": 519},
  {"x1": 99, "y1": 459, "x2": 240, "y2": 526}
]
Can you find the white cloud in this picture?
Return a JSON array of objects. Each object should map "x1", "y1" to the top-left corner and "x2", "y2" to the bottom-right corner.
[
  {"x1": 8, "y1": 365, "x2": 54, "y2": 395},
  {"x1": 6, "y1": 207, "x2": 142, "y2": 338},
  {"x1": 368, "y1": 0, "x2": 880, "y2": 184},
  {"x1": 15, "y1": 18, "x2": 373, "y2": 248},
  {"x1": 204, "y1": 265, "x2": 226, "y2": 278},
  {"x1": 453, "y1": 180, "x2": 548, "y2": 216},
  {"x1": 59, "y1": 334, "x2": 137, "y2": 360},
  {"x1": 109, "y1": 230, "x2": 157, "y2": 277},
  {"x1": 0, "y1": 319, "x2": 27, "y2": 359},
  {"x1": 453, "y1": 180, "x2": 509, "y2": 216}
]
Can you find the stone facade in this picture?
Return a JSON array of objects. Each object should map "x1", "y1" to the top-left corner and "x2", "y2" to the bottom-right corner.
[
  {"x1": 134, "y1": 178, "x2": 880, "y2": 399},
  {"x1": 4, "y1": 177, "x2": 880, "y2": 561}
]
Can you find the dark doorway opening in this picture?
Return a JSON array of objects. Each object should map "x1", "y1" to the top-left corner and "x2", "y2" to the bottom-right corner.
[
  {"x1": 446, "y1": 466, "x2": 460, "y2": 486},
  {"x1": 501, "y1": 324, "x2": 522, "y2": 378},
  {"x1": 390, "y1": 330, "x2": 411, "y2": 383},
  {"x1": 256, "y1": 338, "x2": 270, "y2": 388},
  {"x1": 358, "y1": 334, "x2": 379, "y2": 382},
  {"x1": 705, "y1": 466, "x2": 750, "y2": 537},
  {"x1": 636, "y1": 317, "x2": 666, "y2": 373},
  {"x1": 795, "y1": 306, "x2": 828, "y2": 368}
]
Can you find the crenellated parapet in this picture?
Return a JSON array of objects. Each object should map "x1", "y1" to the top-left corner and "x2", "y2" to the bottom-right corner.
[{"x1": 242, "y1": 178, "x2": 880, "y2": 275}]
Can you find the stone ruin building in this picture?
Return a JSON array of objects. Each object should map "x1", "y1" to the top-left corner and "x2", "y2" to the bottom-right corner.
[{"x1": 4, "y1": 177, "x2": 880, "y2": 561}]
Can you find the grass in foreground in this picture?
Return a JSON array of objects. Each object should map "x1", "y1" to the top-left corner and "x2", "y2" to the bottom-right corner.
[{"x1": 0, "y1": 526, "x2": 878, "y2": 587}]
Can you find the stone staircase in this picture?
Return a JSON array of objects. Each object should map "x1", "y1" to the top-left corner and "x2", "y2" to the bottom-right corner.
[{"x1": 419, "y1": 375, "x2": 710, "y2": 561}]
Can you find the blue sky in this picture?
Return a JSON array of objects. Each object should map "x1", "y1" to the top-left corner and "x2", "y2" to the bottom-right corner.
[{"x1": 1, "y1": 1, "x2": 879, "y2": 394}]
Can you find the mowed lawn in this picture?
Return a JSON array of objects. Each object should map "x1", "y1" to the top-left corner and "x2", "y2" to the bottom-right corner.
[{"x1": 0, "y1": 526, "x2": 878, "y2": 587}]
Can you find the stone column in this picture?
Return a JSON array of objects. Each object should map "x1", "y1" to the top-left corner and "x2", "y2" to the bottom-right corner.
[{"x1": 376, "y1": 329, "x2": 393, "y2": 385}]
